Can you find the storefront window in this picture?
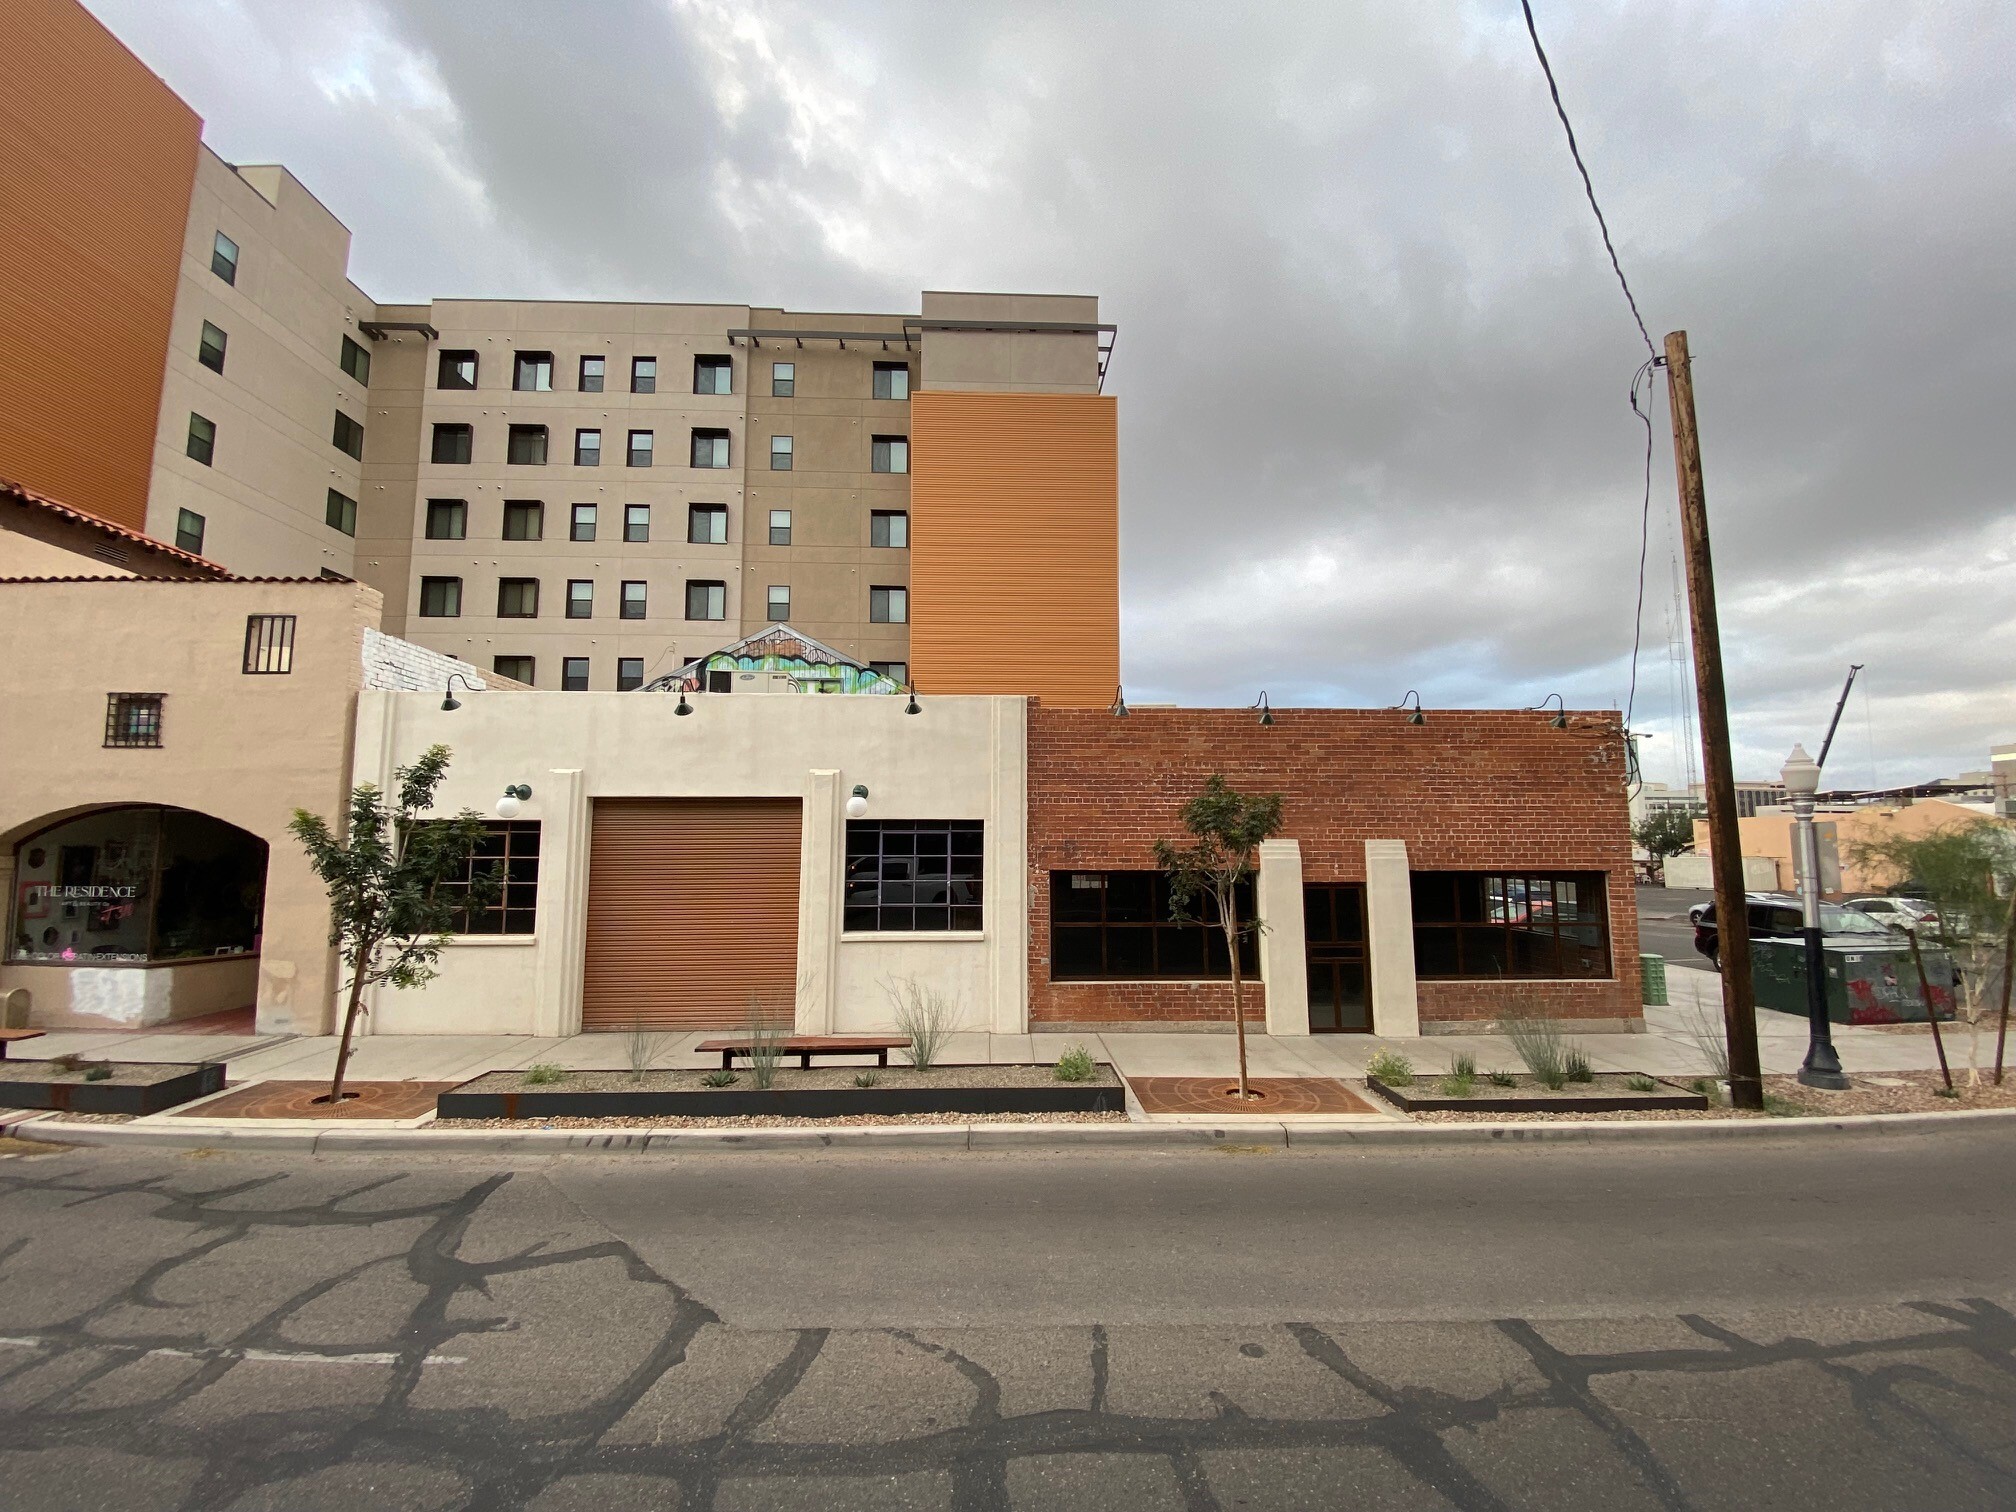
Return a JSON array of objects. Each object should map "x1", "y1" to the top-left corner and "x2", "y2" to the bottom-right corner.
[{"x1": 8, "y1": 807, "x2": 266, "y2": 965}]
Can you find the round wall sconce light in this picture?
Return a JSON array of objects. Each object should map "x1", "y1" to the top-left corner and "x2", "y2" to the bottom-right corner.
[
  {"x1": 496, "y1": 783, "x2": 532, "y2": 818},
  {"x1": 845, "y1": 784, "x2": 870, "y2": 819}
]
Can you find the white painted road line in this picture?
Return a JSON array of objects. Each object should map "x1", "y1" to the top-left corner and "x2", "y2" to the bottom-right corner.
[{"x1": 0, "y1": 1335, "x2": 465, "y2": 1367}]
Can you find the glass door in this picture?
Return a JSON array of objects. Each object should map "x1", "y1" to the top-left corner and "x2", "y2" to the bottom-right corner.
[{"x1": 1305, "y1": 883, "x2": 1372, "y2": 1032}]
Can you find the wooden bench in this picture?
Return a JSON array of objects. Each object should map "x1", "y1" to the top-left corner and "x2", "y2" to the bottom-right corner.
[
  {"x1": 0, "y1": 1029, "x2": 47, "y2": 1060},
  {"x1": 694, "y1": 1034, "x2": 911, "y2": 1071}
]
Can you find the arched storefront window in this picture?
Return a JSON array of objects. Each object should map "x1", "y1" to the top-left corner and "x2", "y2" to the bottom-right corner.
[{"x1": 9, "y1": 807, "x2": 266, "y2": 965}]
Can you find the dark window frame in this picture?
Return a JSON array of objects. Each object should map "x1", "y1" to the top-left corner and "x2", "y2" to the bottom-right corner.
[
  {"x1": 872, "y1": 361, "x2": 911, "y2": 401},
  {"x1": 579, "y1": 355, "x2": 605, "y2": 392},
  {"x1": 198, "y1": 320, "x2": 227, "y2": 373},
  {"x1": 186, "y1": 413, "x2": 215, "y2": 466},
  {"x1": 566, "y1": 578, "x2": 594, "y2": 619},
  {"x1": 446, "y1": 820, "x2": 540, "y2": 935},
  {"x1": 769, "y1": 434, "x2": 793, "y2": 471},
  {"x1": 869, "y1": 660, "x2": 909, "y2": 687},
  {"x1": 332, "y1": 410, "x2": 365, "y2": 459},
  {"x1": 693, "y1": 355, "x2": 733, "y2": 395},
  {"x1": 869, "y1": 585, "x2": 908, "y2": 624},
  {"x1": 325, "y1": 488, "x2": 357, "y2": 536},
  {"x1": 242, "y1": 615, "x2": 296, "y2": 674},
  {"x1": 771, "y1": 361, "x2": 795, "y2": 397},
  {"x1": 845, "y1": 820, "x2": 985, "y2": 934},
  {"x1": 438, "y1": 350, "x2": 478, "y2": 390},
  {"x1": 512, "y1": 350, "x2": 554, "y2": 392},
  {"x1": 871, "y1": 434, "x2": 909, "y2": 474},
  {"x1": 570, "y1": 503, "x2": 597, "y2": 542},
  {"x1": 688, "y1": 504, "x2": 728, "y2": 545},
  {"x1": 870, "y1": 510, "x2": 909, "y2": 549},
  {"x1": 1409, "y1": 871, "x2": 1612, "y2": 981},
  {"x1": 574, "y1": 428, "x2": 601, "y2": 466},
  {"x1": 690, "y1": 428, "x2": 730, "y2": 469},
  {"x1": 104, "y1": 693, "x2": 165, "y2": 749},
  {"x1": 1048, "y1": 870, "x2": 1256, "y2": 981},
  {"x1": 627, "y1": 429, "x2": 654, "y2": 468},
  {"x1": 624, "y1": 504, "x2": 650, "y2": 543},
  {"x1": 493, "y1": 655, "x2": 535, "y2": 685},
  {"x1": 631, "y1": 356, "x2": 657, "y2": 394},
  {"x1": 768, "y1": 509, "x2": 792, "y2": 546},
  {"x1": 506, "y1": 424, "x2": 549, "y2": 466},
  {"x1": 501, "y1": 500, "x2": 544, "y2": 541},
  {"x1": 620, "y1": 580, "x2": 647, "y2": 620},
  {"x1": 561, "y1": 657, "x2": 591, "y2": 691},
  {"x1": 685, "y1": 579, "x2": 727, "y2": 621},
  {"x1": 175, "y1": 508, "x2": 205, "y2": 555},
  {"x1": 766, "y1": 584, "x2": 790, "y2": 621},
  {"x1": 497, "y1": 577, "x2": 541, "y2": 618},
  {"x1": 431, "y1": 423, "x2": 473, "y2": 464},
  {"x1": 425, "y1": 499, "x2": 467, "y2": 540},
  {"x1": 211, "y1": 231, "x2": 239, "y2": 284},
  {"x1": 418, "y1": 576, "x2": 463, "y2": 618},
  {"x1": 616, "y1": 657, "x2": 645, "y2": 692},
  {"x1": 340, "y1": 335, "x2": 371, "y2": 385}
]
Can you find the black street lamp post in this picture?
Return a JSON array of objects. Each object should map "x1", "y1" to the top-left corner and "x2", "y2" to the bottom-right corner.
[{"x1": 1783, "y1": 743, "x2": 1849, "y2": 1091}]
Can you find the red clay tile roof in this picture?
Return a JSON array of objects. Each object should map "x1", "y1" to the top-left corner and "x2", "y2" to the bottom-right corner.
[{"x1": 0, "y1": 475, "x2": 233, "y2": 578}]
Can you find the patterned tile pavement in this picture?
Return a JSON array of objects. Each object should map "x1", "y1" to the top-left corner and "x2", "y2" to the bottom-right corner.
[
  {"x1": 169, "y1": 1081, "x2": 457, "y2": 1120},
  {"x1": 1125, "y1": 1075, "x2": 1377, "y2": 1116}
]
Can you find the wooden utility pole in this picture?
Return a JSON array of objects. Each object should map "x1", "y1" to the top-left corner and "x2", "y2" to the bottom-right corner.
[{"x1": 1663, "y1": 330, "x2": 1765, "y2": 1111}]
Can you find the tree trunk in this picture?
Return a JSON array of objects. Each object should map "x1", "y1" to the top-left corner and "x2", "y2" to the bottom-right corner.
[
  {"x1": 1227, "y1": 918, "x2": 1251, "y2": 1100},
  {"x1": 326, "y1": 951, "x2": 371, "y2": 1105},
  {"x1": 1995, "y1": 894, "x2": 2016, "y2": 1086}
]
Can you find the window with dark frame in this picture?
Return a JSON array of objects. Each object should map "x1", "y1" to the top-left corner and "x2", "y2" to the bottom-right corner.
[
  {"x1": 513, "y1": 350, "x2": 554, "y2": 391},
  {"x1": 175, "y1": 509, "x2": 206, "y2": 555},
  {"x1": 426, "y1": 499, "x2": 467, "y2": 540},
  {"x1": 1049, "y1": 871, "x2": 1257, "y2": 981},
  {"x1": 690, "y1": 428, "x2": 730, "y2": 468},
  {"x1": 566, "y1": 579, "x2": 593, "y2": 619},
  {"x1": 693, "y1": 355, "x2": 732, "y2": 394},
  {"x1": 631, "y1": 356, "x2": 657, "y2": 393},
  {"x1": 869, "y1": 661, "x2": 908, "y2": 687},
  {"x1": 768, "y1": 509, "x2": 792, "y2": 545},
  {"x1": 620, "y1": 580, "x2": 646, "y2": 620},
  {"x1": 419, "y1": 576, "x2": 462, "y2": 617},
  {"x1": 579, "y1": 355, "x2": 605, "y2": 392},
  {"x1": 870, "y1": 510, "x2": 908, "y2": 548},
  {"x1": 769, "y1": 434, "x2": 793, "y2": 470},
  {"x1": 616, "y1": 657, "x2": 645, "y2": 691},
  {"x1": 871, "y1": 435, "x2": 908, "y2": 473},
  {"x1": 104, "y1": 693, "x2": 165, "y2": 748},
  {"x1": 332, "y1": 410, "x2": 365, "y2": 459},
  {"x1": 685, "y1": 580, "x2": 726, "y2": 620},
  {"x1": 771, "y1": 361, "x2": 795, "y2": 397},
  {"x1": 186, "y1": 413, "x2": 215, "y2": 465},
  {"x1": 872, "y1": 362, "x2": 910, "y2": 401},
  {"x1": 242, "y1": 614, "x2": 296, "y2": 674},
  {"x1": 211, "y1": 231, "x2": 239, "y2": 284},
  {"x1": 325, "y1": 488, "x2": 357, "y2": 536},
  {"x1": 198, "y1": 320, "x2": 227, "y2": 373},
  {"x1": 502, "y1": 500, "x2": 544, "y2": 540},
  {"x1": 562, "y1": 657, "x2": 590, "y2": 691},
  {"x1": 627, "y1": 429, "x2": 654, "y2": 467},
  {"x1": 706, "y1": 669, "x2": 732, "y2": 693},
  {"x1": 688, "y1": 504, "x2": 727, "y2": 544},
  {"x1": 845, "y1": 821, "x2": 984, "y2": 933},
  {"x1": 570, "y1": 503, "x2": 597, "y2": 541},
  {"x1": 445, "y1": 820, "x2": 540, "y2": 934},
  {"x1": 1409, "y1": 871, "x2": 1611, "y2": 980},
  {"x1": 431, "y1": 423, "x2": 472, "y2": 463},
  {"x1": 493, "y1": 655, "x2": 535, "y2": 684},
  {"x1": 497, "y1": 578, "x2": 540, "y2": 618},
  {"x1": 507, "y1": 424, "x2": 548, "y2": 465},
  {"x1": 869, "y1": 585, "x2": 907, "y2": 623},
  {"x1": 438, "y1": 350, "x2": 478, "y2": 389},
  {"x1": 340, "y1": 335, "x2": 371, "y2": 385},
  {"x1": 574, "y1": 428, "x2": 600, "y2": 466},
  {"x1": 767, "y1": 584, "x2": 789, "y2": 621},
  {"x1": 624, "y1": 504, "x2": 650, "y2": 543}
]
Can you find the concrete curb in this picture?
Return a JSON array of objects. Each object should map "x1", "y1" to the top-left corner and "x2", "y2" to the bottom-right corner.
[{"x1": 17, "y1": 1105, "x2": 2016, "y2": 1156}]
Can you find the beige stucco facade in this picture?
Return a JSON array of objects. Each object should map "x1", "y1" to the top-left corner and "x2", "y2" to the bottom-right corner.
[{"x1": 1690, "y1": 798, "x2": 2005, "y2": 895}]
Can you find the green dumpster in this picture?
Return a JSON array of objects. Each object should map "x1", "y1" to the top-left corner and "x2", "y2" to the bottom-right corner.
[
  {"x1": 1750, "y1": 936, "x2": 1956, "y2": 1025},
  {"x1": 1639, "y1": 953, "x2": 1669, "y2": 1007}
]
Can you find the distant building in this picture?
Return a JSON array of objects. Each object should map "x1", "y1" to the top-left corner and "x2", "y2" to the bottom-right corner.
[{"x1": 640, "y1": 626, "x2": 905, "y2": 696}]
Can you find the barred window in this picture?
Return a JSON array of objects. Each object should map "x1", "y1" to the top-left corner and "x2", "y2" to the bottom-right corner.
[
  {"x1": 845, "y1": 820, "x2": 983, "y2": 933},
  {"x1": 242, "y1": 615, "x2": 296, "y2": 674},
  {"x1": 447, "y1": 821, "x2": 540, "y2": 934},
  {"x1": 1410, "y1": 872, "x2": 1610, "y2": 980},
  {"x1": 104, "y1": 693, "x2": 164, "y2": 748}
]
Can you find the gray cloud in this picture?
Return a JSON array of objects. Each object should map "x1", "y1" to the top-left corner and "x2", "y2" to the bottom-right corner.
[{"x1": 88, "y1": 0, "x2": 2016, "y2": 787}]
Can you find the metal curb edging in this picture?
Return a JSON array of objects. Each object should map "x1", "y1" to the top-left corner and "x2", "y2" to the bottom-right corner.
[{"x1": 13, "y1": 1105, "x2": 2016, "y2": 1156}]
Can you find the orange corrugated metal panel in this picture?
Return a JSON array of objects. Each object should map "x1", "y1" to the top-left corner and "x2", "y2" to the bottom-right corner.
[
  {"x1": 909, "y1": 391, "x2": 1119, "y2": 706},
  {"x1": 581, "y1": 799, "x2": 802, "y2": 1029},
  {"x1": 0, "y1": 0, "x2": 200, "y2": 531}
]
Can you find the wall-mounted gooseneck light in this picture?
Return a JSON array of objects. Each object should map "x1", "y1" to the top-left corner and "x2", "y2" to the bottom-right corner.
[
  {"x1": 1111, "y1": 684, "x2": 1129, "y2": 718},
  {"x1": 1254, "y1": 691, "x2": 1274, "y2": 727},
  {"x1": 496, "y1": 784, "x2": 532, "y2": 819},
  {"x1": 904, "y1": 683, "x2": 921, "y2": 716},
  {"x1": 1396, "y1": 689, "x2": 1425, "y2": 725},
  {"x1": 441, "y1": 672, "x2": 481, "y2": 712},
  {"x1": 1533, "y1": 692, "x2": 1569, "y2": 729},
  {"x1": 845, "y1": 784, "x2": 870, "y2": 819},
  {"x1": 675, "y1": 689, "x2": 693, "y2": 716}
]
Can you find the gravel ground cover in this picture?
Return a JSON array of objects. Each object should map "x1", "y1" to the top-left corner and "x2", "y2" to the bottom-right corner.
[
  {"x1": 1411, "y1": 1068, "x2": 2016, "y2": 1122},
  {"x1": 0, "y1": 1060, "x2": 200, "y2": 1087},
  {"x1": 468, "y1": 1063, "x2": 1119, "y2": 1094}
]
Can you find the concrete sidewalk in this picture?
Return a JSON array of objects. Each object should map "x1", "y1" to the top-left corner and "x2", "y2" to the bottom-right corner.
[{"x1": 8, "y1": 966, "x2": 1966, "y2": 1086}]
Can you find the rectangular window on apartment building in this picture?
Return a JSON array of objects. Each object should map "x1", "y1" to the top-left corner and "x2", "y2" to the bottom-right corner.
[
  {"x1": 502, "y1": 500, "x2": 544, "y2": 541},
  {"x1": 332, "y1": 410, "x2": 365, "y2": 459},
  {"x1": 570, "y1": 503, "x2": 597, "y2": 541},
  {"x1": 426, "y1": 499, "x2": 467, "y2": 540},
  {"x1": 1049, "y1": 870, "x2": 1257, "y2": 981},
  {"x1": 507, "y1": 425, "x2": 548, "y2": 465},
  {"x1": 574, "y1": 428, "x2": 601, "y2": 466},
  {"x1": 869, "y1": 585, "x2": 908, "y2": 623},
  {"x1": 1409, "y1": 872, "x2": 1611, "y2": 980},
  {"x1": 688, "y1": 505, "x2": 727, "y2": 544},
  {"x1": 439, "y1": 350, "x2": 478, "y2": 389},
  {"x1": 771, "y1": 361, "x2": 795, "y2": 397},
  {"x1": 768, "y1": 509, "x2": 792, "y2": 546},
  {"x1": 627, "y1": 430, "x2": 654, "y2": 467},
  {"x1": 579, "y1": 355, "x2": 605, "y2": 392},
  {"x1": 845, "y1": 821, "x2": 984, "y2": 933},
  {"x1": 211, "y1": 231, "x2": 239, "y2": 285},
  {"x1": 870, "y1": 510, "x2": 908, "y2": 548},
  {"x1": 446, "y1": 821, "x2": 540, "y2": 933},
  {"x1": 562, "y1": 657, "x2": 591, "y2": 692},
  {"x1": 186, "y1": 413, "x2": 215, "y2": 466},
  {"x1": 566, "y1": 579, "x2": 594, "y2": 619},
  {"x1": 624, "y1": 504, "x2": 650, "y2": 543},
  {"x1": 493, "y1": 655, "x2": 535, "y2": 684},
  {"x1": 869, "y1": 660, "x2": 908, "y2": 687},
  {"x1": 691, "y1": 429, "x2": 730, "y2": 469},
  {"x1": 685, "y1": 580, "x2": 726, "y2": 620},
  {"x1": 631, "y1": 357, "x2": 657, "y2": 394},
  {"x1": 419, "y1": 577, "x2": 462, "y2": 617},
  {"x1": 340, "y1": 335, "x2": 371, "y2": 385},
  {"x1": 513, "y1": 351, "x2": 554, "y2": 391},
  {"x1": 872, "y1": 362, "x2": 911, "y2": 401},
  {"x1": 694, "y1": 355, "x2": 732, "y2": 394},
  {"x1": 766, "y1": 585, "x2": 790, "y2": 621},
  {"x1": 325, "y1": 488, "x2": 357, "y2": 536},
  {"x1": 432, "y1": 423, "x2": 472, "y2": 464},
  {"x1": 175, "y1": 509, "x2": 206, "y2": 555},
  {"x1": 616, "y1": 657, "x2": 645, "y2": 691},
  {"x1": 769, "y1": 435, "x2": 793, "y2": 471},
  {"x1": 242, "y1": 614, "x2": 296, "y2": 675},
  {"x1": 197, "y1": 320, "x2": 227, "y2": 374},
  {"x1": 104, "y1": 692, "x2": 165, "y2": 749},
  {"x1": 497, "y1": 578, "x2": 540, "y2": 618},
  {"x1": 620, "y1": 581, "x2": 647, "y2": 620},
  {"x1": 871, "y1": 435, "x2": 909, "y2": 474}
]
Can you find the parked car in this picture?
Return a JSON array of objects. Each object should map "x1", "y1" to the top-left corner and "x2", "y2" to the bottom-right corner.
[
  {"x1": 1846, "y1": 894, "x2": 1973, "y2": 939},
  {"x1": 1692, "y1": 892, "x2": 1903, "y2": 969}
]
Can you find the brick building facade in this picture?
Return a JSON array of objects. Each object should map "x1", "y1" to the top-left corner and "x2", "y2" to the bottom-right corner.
[{"x1": 1027, "y1": 703, "x2": 1641, "y2": 1033}]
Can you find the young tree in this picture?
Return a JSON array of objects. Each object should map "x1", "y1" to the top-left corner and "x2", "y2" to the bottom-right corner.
[
  {"x1": 1846, "y1": 820, "x2": 2016, "y2": 1086},
  {"x1": 288, "y1": 745, "x2": 497, "y2": 1106},
  {"x1": 1632, "y1": 808, "x2": 1696, "y2": 868},
  {"x1": 1154, "y1": 773, "x2": 1286, "y2": 1100}
]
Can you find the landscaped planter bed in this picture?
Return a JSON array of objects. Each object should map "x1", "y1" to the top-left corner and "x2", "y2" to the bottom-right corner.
[
  {"x1": 0, "y1": 1059, "x2": 226, "y2": 1115},
  {"x1": 438, "y1": 1063, "x2": 1125, "y2": 1121},
  {"x1": 1367, "y1": 1071, "x2": 1709, "y2": 1115}
]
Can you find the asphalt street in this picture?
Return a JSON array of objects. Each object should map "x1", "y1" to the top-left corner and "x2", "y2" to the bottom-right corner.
[
  {"x1": 1636, "y1": 887, "x2": 1710, "y2": 969},
  {"x1": 3, "y1": 1130, "x2": 2014, "y2": 1511}
]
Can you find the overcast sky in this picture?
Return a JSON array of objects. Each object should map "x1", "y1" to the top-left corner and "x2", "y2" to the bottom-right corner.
[{"x1": 86, "y1": 0, "x2": 2016, "y2": 788}]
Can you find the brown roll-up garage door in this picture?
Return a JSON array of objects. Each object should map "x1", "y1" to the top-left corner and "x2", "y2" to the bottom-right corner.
[{"x1": 582, "y1": 798, "x2": 802, "y2": 1029}]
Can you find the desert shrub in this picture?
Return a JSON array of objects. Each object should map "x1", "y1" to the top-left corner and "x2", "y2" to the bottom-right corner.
[
  {"x1": 523, "y1": 1063, "x2": 567, "y2": 1086},
  {"x1": 1438, "y1": 1067, "x2": 1477, "y2": 1098},
  {"x1": 853, "y1": 1071, "x2": 881, "y2": 1088},
  {"x1": 1366, "y1": 1049, "x2": 1414, "y2": 1087},
  {"x1": 1054, "y1": 1044, "x2": 1098, "y2": 1083},
  {"x1": 744, "y1": 994, "x2": 787, "y2": 1089},
  {"x1": 626, "y1": 1017, "x2": 664, "y2": 1086},
  {"x1": 1689, "y1": 1077, "x2": 1723, "y2": 1104},
  {"x1": 1504, "y1": 1006, "x2": 1569, "y2": 1090},
  {"x1": 1487, "y1": 1069, "x2": 1517, "y2": 1088},
  {"x1": 885, "y1": 976, "x2": 958, "y2": 1070},
  {"x1": 700, "y1": 1070, "x2": 738, "y2": 1088},
  {"x1": 1626, "y1": 1074, "x2": 1658, "y2": 1093},
  {"x1": 1564, "y1": 1047, "x2": 1595, "y2": 1084},
  {"x1": 83, "y1": 1063, "x2": 112, "y2": 1082},
  {"x1": 1678, "y1": 995, "x2": 1732, "y2": 1082}
]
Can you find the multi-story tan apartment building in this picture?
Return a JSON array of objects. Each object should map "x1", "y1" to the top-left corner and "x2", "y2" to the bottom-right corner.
[{"x1": 2, "y1": 0, "x2": 1121, "y2": 706}]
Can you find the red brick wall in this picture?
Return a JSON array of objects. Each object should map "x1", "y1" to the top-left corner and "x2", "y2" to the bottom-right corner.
[{"x1": 1027, "y1": 703, "x2": 1640, "y2": 1029}]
